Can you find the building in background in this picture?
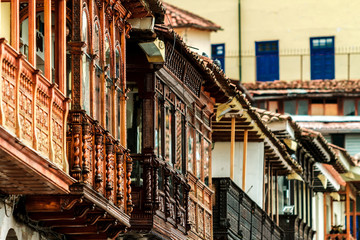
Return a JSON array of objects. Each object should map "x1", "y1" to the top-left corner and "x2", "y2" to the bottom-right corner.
[{"x1": 164, "y1": 0, "x2": 360, "y2": 83}]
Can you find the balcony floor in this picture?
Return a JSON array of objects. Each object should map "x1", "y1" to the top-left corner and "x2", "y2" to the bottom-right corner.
[{"x1": 0, "y1": 126, "x2": 74, "y2": 194}]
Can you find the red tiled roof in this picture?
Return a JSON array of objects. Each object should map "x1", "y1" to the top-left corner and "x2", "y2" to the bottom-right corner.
[
  {"x1": 322, "y1": 163, "x2": 347, "y2": 187},
  {"x1": 243, "y1": 79, "x2": 360, "y2": 92},
  {"x1": 163, "y1": 2, "x2": 221, "y2": 31}
]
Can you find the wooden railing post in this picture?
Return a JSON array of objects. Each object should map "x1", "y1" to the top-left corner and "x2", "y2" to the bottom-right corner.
[
  {"x1": 0, "y1": 41, "x2": 4, "y2": 125},
  {"x1": 32, "y1": 71, "x2": 39, "y2": 150},
  {"x1": 15, "y1": 54, "x2": 22, "y2": 138},
  {"x1": 125, "y1": 152, "x2": 133, "y2": 214}
]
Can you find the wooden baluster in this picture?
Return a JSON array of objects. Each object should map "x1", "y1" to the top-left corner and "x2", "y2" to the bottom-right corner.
[
  {"x1": 48, "y1": 85, "x2": 55, "y2": 161},
  {"x1": 153, "y1": 160, "x2": 160, "y2": 210},
  {"x1": 125, "y1": 152, "x2": 133, "y2": 213},
  {"x1": 82, "y1": 121, "x2": 91, "y2": 183},
  {"x1": 174, "y1": 175, "x2": 181, "y2": 226},
  {"x1": 28, "y1": 0, "x2": 36, "y2": 66},
  {"x1": 94, "y1": 126, "x2": 104, "y2": 192},
  {"x1": 15, "y1": 54, "x2": 22, "y2": 138},
  {"x1": 184, "y1": 183, "x2": 191, "y2": 232},
  {"x1": 32, "y1": 71, "x2": 39, "y2": 150},
  {"x1": 144, "y1": 158, "x2": 153, "y2": 213},
  {"x1": 164, "y1": 168, "x2": 171, "y2": 218},
  {"x1": 116, "y1": 147, "x2": 124, "y2": 208},
  {"x1": 105, "y1": 136, "x2": 115, "y2": 201},
  {"x1": 0, "y1": 41, "x2": 4, "y2": 125},
  {"x1": 11, "y1": 0, "x2": 20, "y2": 51},
  {"x1": 71, "y1": 115, "x2": 82, "y2": 180}
]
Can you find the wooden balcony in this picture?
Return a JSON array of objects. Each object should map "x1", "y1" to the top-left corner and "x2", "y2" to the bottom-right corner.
[
  {"x1": 279, "y1": 215, "x2": 315, "y2": 240},
  {"x1": 213, "y1": 178, "x2": 284, "y2": 240},
  {"x1": 0, "y1": 38, "x2": 72, "y2": 194},
  {"x1": 129, "y1": 154, "x2": 190, "y2": 239},
  {"x1": 188, "y1": 173, "x2": 213, "y2": 240},
  {"x1": 326, "y1": 233, "x2": 355, "y2": 240}
]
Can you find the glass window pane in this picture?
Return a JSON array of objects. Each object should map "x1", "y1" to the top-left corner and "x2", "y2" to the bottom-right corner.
[
  {"x1": 344, "y1": 99, "x2": 355, "y2": 116},
  {"x1": 105, "y1": 36, "x2": 111, "y2": 77},
  {"x1": 204, "y1": 140, "x2": 210, "y2": 186},
  {"x1": 116, "y1": 48, "x2": 121, "y2": 79},
  {"x1": 165, "y1": 105, "x2": 172, "y2": 165},
  {"x1": 106, "y1": 80, "x2": 113, "y2": 133},
  {"x1": 82, "y1": 12, "x2": 88, "y2": 52},
  {"x1": 155, "y1": 97, "x2": 162, "y2": 157},
  {"x1": 94, "y1": 23, "x2": 100, "y2": 66},
  {"x1": 187, "y1": 125, "x2": 194, "y2": 173},
  {"x1": 82, "y1": 54, "x2": 90, "y2": 113},
  {"x1": 298, "y1": 100, "x2": 308, "y2": 115},
  {"x1": 284, "y1": 100, "x2": 296, "y2": 115},
  {"x1": 196, "y1": 132, "x2": 201, "y2": 179},
  {"x1": 126, "y1": 86, "x2": 142, "y2": 153}
]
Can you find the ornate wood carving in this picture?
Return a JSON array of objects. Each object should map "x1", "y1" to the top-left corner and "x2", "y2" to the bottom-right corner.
[
  {"x1": 94, "y1": 125, "x2": 104, "y2": 192},
  {"x1": 125, "y1": 152, "x2": 133, "y2": 213},
  {"x1": 116, "y1": 146, "x2": 124, "y2": 208},
  {"x1": 71, "y1": 123, "x2": 82, "y2": 180},
  {"x1": 105, "y1": 135, "x2": 115, "y2": 201},
  {"x1": 82, "y1": 122, "x2": 92, "y2": 183}
]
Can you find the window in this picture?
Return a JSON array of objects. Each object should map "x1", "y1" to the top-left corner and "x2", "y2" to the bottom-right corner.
[
  {"x1": 81, "y1": 11, "x2": 91, "y2": 114},
  {"x1": 310, "y1": 37, "x2": 335, "y2": 80},
  {"x1": 284, "y1": 100, "x2": 296, "y2": 115},
  {"x1": 94, "y1": 22, "x2": 102, "y2": 121},
  {"x1": 256, "y1": 40, "x2": 279, "y2": 82},
  {"x1": 298, "y1": 100, "x2": 309, "y2": 115},
  {"x1": 268, "y1": 100, "x2": 279, "y2": 113},
  {"x1": 127, "y1": 85, "x2": 142, "y2": 153},
  {"x1": 165, "y1": 104, "x2": 173, "y2": 165},
  {"x1": 187, "y1": 124, "x2": 195, "y2": 173},
  {"x1": 211, "y1": 43, "x2": 225, "y2": 71},
  {"x1": 344, "y1": 99, "x2": 356, "y2": 116},
  {"x1": 331, "y1": 134, "x2": 345, "y2": 148},
  {"x1": 310, "y1": 99, "x2": 337, "y2": 115}
]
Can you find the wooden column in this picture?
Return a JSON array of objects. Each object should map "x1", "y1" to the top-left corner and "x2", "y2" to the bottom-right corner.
[
  {"x1": 266, "y1": 163, "x2": 270, "y2": 215},
  {"x1": 353, "y1": 198, "x2": 357, "y2": 238},
  {"x1": 120, "y1": 30, "x2": 127, "y2": 147},
  {"x1": 230, "y1": 116, "x2": 235, "y2": 180},
  {"x1": 275, "y1": 171, "x2": 279, "y2": 224},
  {"x1": 324, "y1": 193, "x2": 327, "y2": 238},
  {"x1": 263, "y1": 154, "x2": 266, "y2": 209},
  {"x1": 330, "y1": 198, "x2": 333, "y2": 226},
  {"x1": 28, "y1": 0, "x2": 36, "y2": 66},
  {"x1": 11, "y1": 0, "x2": 20, "y2": 51},
  {"x1": 346, "y1": 185, "x2": 351, "y2": 237},
  {"x1": 57, "y1": 0, "x2": 66, "y2": 93},
  {"x1": 44, "y1": 0, "x2": 52, "y2": 81},
  {"x1": 270, "y1": 165, "x2": 273, "y2": 219},
  {"x1": 242, "y1": 129, "x2": 248, "y2": 190}
]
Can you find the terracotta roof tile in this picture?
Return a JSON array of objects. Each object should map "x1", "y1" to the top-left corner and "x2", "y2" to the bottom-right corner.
[
  {"x1": 163, "y1": 2, "x2": 221, "y2": 31},
  {"x1": 322, "y1": 163, "x2": 347, "y2": 187},
  {"x1": 243, "y1": 79, "x2": 360, "y2": 93}
]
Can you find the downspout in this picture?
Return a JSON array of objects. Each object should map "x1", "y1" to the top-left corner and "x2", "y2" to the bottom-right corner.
[{"x1": 238, "y1": 0, "x2": 242, "y2": 82}]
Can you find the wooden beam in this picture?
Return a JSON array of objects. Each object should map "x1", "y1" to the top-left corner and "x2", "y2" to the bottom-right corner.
[
  {"x1": 324, "y1": 193, "x2": 327, "y2": 237},
  {"x1": 346, "y1": 184, "x2": 350, "y2": 237},
  {"x1": 28, "y1": 0, "x2": 36, "y2": 66},
  {"x1": 230, "y1": 117, "x2": 235, "y2": 180},
  {"x1": 11, "y1": 0, "x2": 20, "y2": 51},
  {"x1": 57, "y1": 0, "x2": 66, "y2": 93},
  {"x1": 275, "y1": 171, "x2": 278, "y2": 224},
  {"x1": 353, "y1": 198, "x2": 357, "y2": 238},
  {"x1": 242, "y1": 129, "x2": 248, "y2": 190},
  {"x1": 44, "y1": 0, "x2": 52, "y2": 80}
]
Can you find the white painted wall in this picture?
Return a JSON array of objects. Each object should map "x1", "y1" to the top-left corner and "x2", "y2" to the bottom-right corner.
[
  {"x1": 0, "y1": 3, "x2": 11, "y2": 42},
  {"x1": 0, "y1": 201, "x2": 42, "y2": 240},
  {"x1": 175, "y1": 28, "x2": 212, "y2": 56},
  {"x1": 212, "y1": 141, "x2": 264, "y2": 207}
]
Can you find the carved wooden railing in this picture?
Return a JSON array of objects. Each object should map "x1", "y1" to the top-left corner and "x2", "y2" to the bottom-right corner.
[
  {"x1": 164, "y1": 43, "x2": 203, "y2": 97},
  {"x1": 326, "y1": 233, "x2": 355, "y2": 240},
  {"x1": 130, "y1": 154, "x2": 190, "y2": 234},
  {"x1": 67, "y1": 111, "x2": 132, "y2": 213},
  {"x1": 0, "y1": 39, "x2": 68, "y2": 170},
  {"x1": 213, "y1": 178, "x2": 284, "y2": 240},
  {"x1": 188, "y1": 173, "x2": 213, "y2": 240},
  {"x1": 279, "y1": 214, "x2": 315, "y2": 240}
]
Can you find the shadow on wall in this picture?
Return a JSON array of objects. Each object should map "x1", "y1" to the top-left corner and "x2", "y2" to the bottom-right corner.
[{"x1": 6, "y1": 229, "x2": 18, "y2": 240}]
